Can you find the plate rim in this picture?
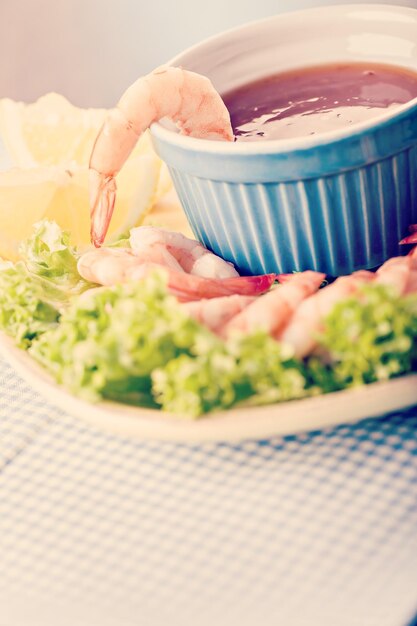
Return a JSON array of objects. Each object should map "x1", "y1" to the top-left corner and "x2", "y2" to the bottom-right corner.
[{"x1": 1, "y1": 331, "x2": 416, "y2": 442}]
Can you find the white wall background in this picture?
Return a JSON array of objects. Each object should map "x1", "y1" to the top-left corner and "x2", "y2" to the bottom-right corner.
[{"x1": 1, "y1": 0, "x2": 417, "y2": 107}]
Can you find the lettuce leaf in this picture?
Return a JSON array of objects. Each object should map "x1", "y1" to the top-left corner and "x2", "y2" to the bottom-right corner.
[
  {"x1": 27, "y1": 278, "x2": 417, "y2": 417},
  {"x1": 152, "y1": 333, "x2": 311, "y2": 417},
  {"x1": 30, "y1": 272, "x2": 213, "y2": 403},
  {"x1": 0, "y1": 220, "x2": 94, "y2": 348},
  {"x1": 0, "y1": 263, "x2": 60, "y2": 348},
  {"x1": 19, "y1": 220, "x2": 90, "y2": 293},
  {"x1": 315, "y1": 284, "x2": 417, "y2": 388},
  {"x1": 153, "y1": 284, "x2": 417, "y2": 416},
  {"x1": 30, "y1": 274, "x2": 311, "y2": 417}
]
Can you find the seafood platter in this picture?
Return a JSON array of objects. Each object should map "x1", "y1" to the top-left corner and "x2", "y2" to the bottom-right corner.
[{"x1": 0, "y1": 4, "x2": 417, "y2": 440}]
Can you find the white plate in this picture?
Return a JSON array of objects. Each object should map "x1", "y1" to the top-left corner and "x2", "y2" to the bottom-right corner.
[{"x1": 1, "y1": 332, "x2": 416, "y2": 442}]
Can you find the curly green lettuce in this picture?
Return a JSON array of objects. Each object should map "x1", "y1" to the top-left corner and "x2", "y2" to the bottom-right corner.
[
  {"x1": 29, "y1": 273, "x2": 213, "y2": 404},
  {"x1": 0, "y1": 264, "x2": 60, "y2": 348},
  {"x1": 152, "y1": 333, "x2": 311, "y2": 417},
  {"x1": 314, "y1": 284, "x2": 417, "y2": 388},
  {"x1": 152, "y1": 284, "x2": 417, "y2": 416},
  {"x1": 19, "y1": 219, "x2": 90, "y2": 293},
  {"x1": 0, "y1": 220, "x2": 91, "y2": 347}
]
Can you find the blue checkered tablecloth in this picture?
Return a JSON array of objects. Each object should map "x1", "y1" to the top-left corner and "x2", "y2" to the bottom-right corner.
[{"x1": 0, "y1": 354, "x2": 417, "y2": 626}]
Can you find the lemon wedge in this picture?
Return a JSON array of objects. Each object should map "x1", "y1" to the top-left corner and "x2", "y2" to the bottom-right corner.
[
  {"x1": 0, "y1": 167, "x2": 64, "y2": 260},
  {"x1": 0, "y1": 154, "x2": 160, "y2": 260},
  {"x1": 58, "y1": 154, "x2": 162, "y2": 247},
  {"x1": 0, "y1": 92, "x2": 167, "y2": 172},
  {"x1": 0, "y1": 93, "x2": 107, "y2": 167},
  {"x1": 0, "y1": 93, "x2": 174, "y2": 259}
]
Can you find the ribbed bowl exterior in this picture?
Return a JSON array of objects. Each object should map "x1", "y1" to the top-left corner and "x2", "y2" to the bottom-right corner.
[{"x1": 167, "y1": 144, "x2": 417, "y2": 276}]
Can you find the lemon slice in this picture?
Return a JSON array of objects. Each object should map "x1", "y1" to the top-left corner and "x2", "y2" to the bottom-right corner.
[
  {"x1": 0, "y1": 92, "x2": 178, "y2": 260},
  {"x1": 0, "y1": 92, "x2": 171, "y2": 193},
  {"x1": 0, "y1": 155, "x2": 161, "y2": 260},
  {"x1": 0, "y1": 93, "x2": 172, "y2": 202},
  {"x1": 0, "y1": 93, "x2": 106, "y2": 167},
  {"x1": 0, "y1": 167, "x2": 65, "y2": 259},
  {"x1": 57, "y1": 154, "x2": 162, "y2": 247}
]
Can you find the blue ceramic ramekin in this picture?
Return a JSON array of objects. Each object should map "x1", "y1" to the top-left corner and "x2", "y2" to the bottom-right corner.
[{"x1": 151, "y1": 4, "x2": 417, "y2": 276}]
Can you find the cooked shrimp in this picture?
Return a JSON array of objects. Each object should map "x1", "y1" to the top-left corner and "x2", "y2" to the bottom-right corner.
[
  {"x1": 406, "y1": 273, "x2": 417, "y2": 294},
  {"x1": 130, "y1": 226, "x2": 239, "y2": 279},
  {"x1": 184, "y1": 295, "x2": 255, "y2": 333},
  {"x1": 350, "y1": 270, "x2": 375, "y2": 282},
  {"x1": 89, "y1": 66, "x2": 234, "y2": 247},
  {"x1": 405, "y1": 273, "x2": 417, "y2": 294},
  {"x1": 404, "y1": 246, "x2": 417, "y2": 294},
  {"x1": 77, "y1": 248, "x2": 141, "y2": 286},
  {"x1": 400, "y1": 224, "x2": 417, "y2": 245},
  {"x1": 279, "y1": 271, "x2": 374, "y2": 359},
  {"x1": 77, "y1": 248, "x2": 276, "y2": 300},
  {"x1": 375, "y1": 256, "x2": 412, "y2": 295},
  {"x1": 224, "y1": 271, "x2": 325, "y2": 339},
  {"x1": 127, "y1": 263, "x2": 276, "y2": 301}
]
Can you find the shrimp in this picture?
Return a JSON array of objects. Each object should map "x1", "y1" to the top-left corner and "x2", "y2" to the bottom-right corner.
[
  {"x1": 405, "y1": 246, "x2": 417, "y2": 294},
  {"x1": 126, "y1": 263, "x2": 276, "y2": 301},
  {"x1": 279, "y1": 271, "x2": 374, "y2": 359},
  {"x1": 183, "y1": 295, "x2": 256, "y2": 333},
  {"x1": 77, "y1": 247, "x2": 276, "y2": 300},
  {"x1": 77, "y1": 248, "x2": 142, "y2": 286},
  {"x1": 89, "y1": 66, "x2": 234, "y2": 247},
  {"x1": 224, "y1": 271, "x2": 325, "y2": 339},
  {"x1": 406, "y1": 271, "x2": 417, "y2": 294},
  {"x1": 375, "y1": 256, "x2": 413, "y2": 295},
  {"x1": 130, "y1": 226, "x2": 238, "y2": 279},
  {"x1": 374, "y1": 249, "x2": 417, "y2": 295},
  {"x1": 400, "y1": 224, "x2": 417, "y2": 245}
]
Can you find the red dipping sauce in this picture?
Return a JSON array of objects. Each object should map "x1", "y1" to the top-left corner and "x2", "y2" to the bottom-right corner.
[{"x1": 223, "y1": 62, "x2": 417, "y2": 142}]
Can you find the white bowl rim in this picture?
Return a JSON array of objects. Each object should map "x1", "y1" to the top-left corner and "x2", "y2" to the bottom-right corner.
[{"x1": 152, "y1": 3, "x2": 417, "y2": 156}]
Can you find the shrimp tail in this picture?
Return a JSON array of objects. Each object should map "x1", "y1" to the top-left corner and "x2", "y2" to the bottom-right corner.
[
  {"x1": 89, "y1": 170, "x2": 117, "y2": 247},
  {"x1": 128, "y1": 263, "x2": 277, "y2": 301},
  {"x1": 400, "y1": 232, "x2": 417, "y2": 245},
  {"x1": 399, "y1": 223, "x2": 417, "y2": 245},
  {"x1": 165, "y1": 270, "x2": 278, "y2": 301},
  {"x1": 89, "y1": 107, "x2": 141, "y2": 246}
]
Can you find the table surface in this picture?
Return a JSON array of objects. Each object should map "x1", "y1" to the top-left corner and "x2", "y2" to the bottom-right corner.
[{"x1": 1, "y1": 353, "x2": 417, "y2": 626}]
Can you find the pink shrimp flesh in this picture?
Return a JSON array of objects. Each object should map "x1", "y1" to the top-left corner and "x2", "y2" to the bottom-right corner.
[
  {"x1": 77, "y1": 248, "x2": 142, "y2": 286},
  {"x1": 404, "y1": 247, "x2": 417, "y2": 294},
  {"x1": 130, "y1": 226, "x2": 239, "y2": 279},
  {"x1": 405, "y1": 274, "x2": 417, "y2": 294},
  {"x1": 375, "y1": 256, "x2": 412, "y2": 295},
  {"x1": 275, "y1": 273, "x2": 296, "y2": 284},
  {"x1": 349, "y1": 270, "x2": 375, "y2": 282},
  {"x1": 77, "y1": 247, "x2": 276, "y2": 300},
  {"x1": 128, "y1": 263, "x2": 277, "y2": 301},
  {"x1": 279, "y1": 271, "x2": 374, "y2": 359},
  {"x1": 89, "y1": 66, "x2": 233, "y2": 247},
  {"x1": 400, "y1": 223, "x2": 417, "y2": 245},
  {"x1": 183, "y1": 295, "x2": 256, "y2": 333},
  {"x1": 223, "y1": 270, "x2": 325, "y2": 339},
  {"x1": 400, "y1": 234, "x2": 417, "y2": 245}
]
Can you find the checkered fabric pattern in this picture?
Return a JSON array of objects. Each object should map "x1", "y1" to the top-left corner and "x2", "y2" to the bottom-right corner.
[{"x1": 0, "y1": 355, "x2": 417, "y2": 626}]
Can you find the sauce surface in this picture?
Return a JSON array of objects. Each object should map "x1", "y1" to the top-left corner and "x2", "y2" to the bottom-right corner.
[{"x1": 223, "y1": 63, "x2": 417, "y2": 142}]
